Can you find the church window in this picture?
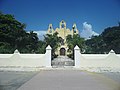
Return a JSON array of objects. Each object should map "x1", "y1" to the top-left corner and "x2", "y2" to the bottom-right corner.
[
  {"x1": 61, "y1": 24, "x2": 65, "y2": 28},
  {"x1": 50, "y1": 26, "x2": 52, "y2": 29},
  {"x1": 62, "y1": 21, "x2": 64, "y2": 23},
  {"x1": 74, "y1": 30, "x2": 76, "y2": 33},
  {"x1": 72, "y1": 26, "x2": 75, "y2": 30},
  {"x1": 73, "y1": 26, "x2": 76, "y2": 33}
]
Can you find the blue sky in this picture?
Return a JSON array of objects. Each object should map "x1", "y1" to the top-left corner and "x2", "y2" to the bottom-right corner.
[{"x1": 0, "y1": 0, "x2": 120, "y2": 34}]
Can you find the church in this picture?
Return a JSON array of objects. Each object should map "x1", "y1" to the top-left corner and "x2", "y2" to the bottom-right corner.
[{"x1": 47, "y1": 20, "x2": 79, "y2": 56}]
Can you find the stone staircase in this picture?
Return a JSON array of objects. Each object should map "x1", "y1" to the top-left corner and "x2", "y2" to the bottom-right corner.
[{"x1": 52, "y1": 56, "x2": 74, "y2": 68}]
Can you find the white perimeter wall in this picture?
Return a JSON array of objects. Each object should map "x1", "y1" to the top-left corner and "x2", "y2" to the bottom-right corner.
[
  {"x1": 1, "y1": 45, "x2": 120, "y2": 70},
  {"x1": 74, "y1": 45, "x2": 120, "y2": 68},
  {"x1": 0, "y1": 45, "x2": 52, "y2": 67}
]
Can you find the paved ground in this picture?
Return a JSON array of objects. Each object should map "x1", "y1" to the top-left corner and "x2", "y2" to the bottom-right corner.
[
  {"x1": 17, "y1": 70, "x2": 120, "y2": 90},
  {"x1": 0, "y1": 71, "x2": 38, "y2": 90}
]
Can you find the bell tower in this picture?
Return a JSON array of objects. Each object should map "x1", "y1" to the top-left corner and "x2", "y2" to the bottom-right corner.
[
  {"x1": 72, "y1": 23, "x2": 79, "y2": 35},
  {"x1": 48, "y1": 24, "x2": 53, "y2": 33},
  {"x1": 60, "y1": 20, "x2": 66, "y2": 29}
]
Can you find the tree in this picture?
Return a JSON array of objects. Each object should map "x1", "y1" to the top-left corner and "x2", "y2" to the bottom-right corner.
[
  {"x1": 0, "y1": 12, "x2": 39, "y2": 53},
  {"x1": 85, "y1": 25, "x2": 120, "y2": 54},
  {"x1": 101, "y1": 26, "x2": 120, "y2": 53},
  {"x1": 66, "y1": 34, "x2": 85, "y2": 52},
  {"x1": 26, "y1": 31, "x2": 39, "y2": 53},
  {"x1": 44, "y1": 32, "x2": 61, "y2": 59},
  {"x1": 66, "y1": 34, "x2": 85, "y2": 59},
  {"x1": 36, "y1": 40, "x2": 46, "y2": 54},
  {"x1": 85, "y1": 36, "x2": 106, "y2": 54},
  {"x1": 0, "y1": 12, "x2": 26, "y2": 53}
]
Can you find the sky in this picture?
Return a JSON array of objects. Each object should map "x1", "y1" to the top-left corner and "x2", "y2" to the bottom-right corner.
[{"x1": 0, "y1": 0, "x2": 120, "y2": 39}]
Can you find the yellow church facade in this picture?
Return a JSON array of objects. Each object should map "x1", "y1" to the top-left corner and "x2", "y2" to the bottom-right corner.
[{"x1": 47, "y1": 20, "x2": 79, "y2": 56}]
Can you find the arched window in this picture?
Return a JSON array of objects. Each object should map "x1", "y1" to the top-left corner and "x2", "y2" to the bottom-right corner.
[
  {"x1": 50, "y1": 26, "x2": 52, "y2": 29},
  {"x1": 60, "y1": 20, "x2": 66, "y2": 29},
  {"x1": 61, "y1": 24, "x2": 65, "y2": 28},
  {"x1": 72, "y1": 26, "x2": 75, "y2": 30}
]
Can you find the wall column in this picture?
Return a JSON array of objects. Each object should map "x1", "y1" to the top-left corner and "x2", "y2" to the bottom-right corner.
[
  {"x1": 74, "y1": 45, "x2": 81, "y2": 68},
  {"x1": 45, "y1": 45, "x2": 52, "y2": 67}
]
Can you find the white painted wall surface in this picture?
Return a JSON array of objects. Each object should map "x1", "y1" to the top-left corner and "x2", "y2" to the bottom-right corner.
[
  {"x1": 74, "y1": 46, "x2": 120, "y2": 68},
  {"x1": 0, "y1": 45, "x2": 52, "y2": 67}
]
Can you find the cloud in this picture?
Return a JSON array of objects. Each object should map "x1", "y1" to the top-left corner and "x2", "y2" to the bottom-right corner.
[
  {"x1": 33, "y1": 30, "x2": 46, "y2": 40},
  {"x1": 80, "y1": 22, "x2": 99, "y2": 39}
]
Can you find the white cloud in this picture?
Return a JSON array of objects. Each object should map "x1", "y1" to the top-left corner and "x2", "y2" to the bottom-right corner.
[
  {"x1": 34, "y1": 30, "x2": 46, "y2": 40},
  {"x1": 81, "y1": 22, "x2": 99, "y2": 39}
]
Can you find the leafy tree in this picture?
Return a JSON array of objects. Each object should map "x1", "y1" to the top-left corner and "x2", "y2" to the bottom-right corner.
[
  {"x1": 66, "y1": 34, "x2": 85, "y2": 52},
  {"x1": 44, "y1": 32, "x2": 61, "y2": 59},
  {"x1": 36, "y1": 40, "x2": 46, "y2": 54},
  {"x1": 66, "y1": 34, "x2": 85, "y2": 59},
  {"x1": 85, "y1": 36, "x2": 106, "y2": 54},
  {"x1": 26, "y1": 31, "x2": 38, "y2": 53},
  {"x1": 0, "y1": 12, "x2": 26, "y2": 53},
  {"x1": 0, "y1": 12, "x2": 39, "y2": 53},
  {"x1": 85, "y1": 25, "x2": 120, "y2": 54},
  {"x1": 101, "y1": 26, "x2": 120, "y2": 53}
]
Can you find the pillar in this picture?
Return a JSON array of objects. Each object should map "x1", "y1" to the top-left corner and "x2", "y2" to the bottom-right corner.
[
  {"x1": 74, "y1": 45, "x2": 81, "y2": 68},
  {"x1": 45, "y1": 45, "x2": 52, "y2": 67}
]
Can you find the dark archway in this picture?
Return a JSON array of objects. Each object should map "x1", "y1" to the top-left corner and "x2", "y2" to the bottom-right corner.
[{"x1": 60, "y1": 48, "x2": 66, "y2": 56}]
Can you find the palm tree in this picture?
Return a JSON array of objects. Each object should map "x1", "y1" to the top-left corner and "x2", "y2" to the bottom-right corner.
[{"x1": 44, "y1": 32, "x2": 61, "y2": 59}]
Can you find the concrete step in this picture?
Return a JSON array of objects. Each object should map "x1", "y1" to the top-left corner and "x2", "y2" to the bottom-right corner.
[{"x1": 52, "y1": 56, "x2": 74, "y2": 66}]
